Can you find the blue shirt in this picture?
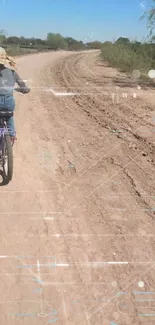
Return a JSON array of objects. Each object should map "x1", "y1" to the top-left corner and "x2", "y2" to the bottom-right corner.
[{"x1": 0, "y1": 65, "x2": 30, "y2": 96}]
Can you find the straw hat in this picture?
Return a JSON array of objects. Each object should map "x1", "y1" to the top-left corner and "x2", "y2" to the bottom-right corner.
[{"x1": 0, "y1": 47, "x2": 16, "y2": 70}]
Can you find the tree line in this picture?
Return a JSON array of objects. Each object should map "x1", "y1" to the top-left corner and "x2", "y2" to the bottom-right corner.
[{"x1": 0, "y1": 31, "x2": 103, "y2": 51}]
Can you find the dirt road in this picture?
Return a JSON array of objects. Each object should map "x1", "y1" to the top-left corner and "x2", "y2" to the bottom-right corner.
[{"x1": 0, "y1": 50, "x2": 155, "y2": 324}]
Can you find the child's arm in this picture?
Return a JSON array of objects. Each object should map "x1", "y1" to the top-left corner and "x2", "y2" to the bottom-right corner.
[{"x1": 14, "y1": 72, "x2": 30, "y2": 94}]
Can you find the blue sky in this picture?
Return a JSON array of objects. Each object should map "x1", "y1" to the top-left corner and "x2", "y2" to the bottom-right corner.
[{"x1": 0, "y1": 0, "x2": 151, "y2": 42}]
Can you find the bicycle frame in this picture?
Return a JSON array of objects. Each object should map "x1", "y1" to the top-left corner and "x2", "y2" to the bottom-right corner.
[{"x1": 0, "y1": 118, "x2": 9, "y2": 155}]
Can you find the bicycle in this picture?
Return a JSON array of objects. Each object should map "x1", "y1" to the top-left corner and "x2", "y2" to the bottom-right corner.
[
  {"x1": 0, "y1": 110, "x2": 13, "y2": 184},
  {"x1": 0, "y1": 87, "x2": 30, "y2": 185}
]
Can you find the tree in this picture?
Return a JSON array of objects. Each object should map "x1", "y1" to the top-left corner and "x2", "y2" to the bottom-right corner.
[
  {"x1": 19, "y1": 36, "x2": 27, "y2": 45},
  {"x1": 0, "y1": 30, "x2": 7, "y2": 46},
  {"x1": 103, "y1": 41, "x2": 113, "y2": 45},
  {"x1": 86, "y1": 41, "x2": 102, "y2": 49},
  {"x1": 47, "y1": 33, "x2": 68, "y2": 50},
  {"x1": 115, "y1": 37, "x2": 130, "y2": 44},
  {"x1": 7, "y1": 36, "x2": 20, "y2": 44},
  {"x1": 140, "y1": 1, "x2": 155, "y2": 36},
  {"x1": 65, "y1": 37, "x2": 85, "y2": 50},
  {"x1": 0, "y1": 34, "x2": 6, "y2": 44}
]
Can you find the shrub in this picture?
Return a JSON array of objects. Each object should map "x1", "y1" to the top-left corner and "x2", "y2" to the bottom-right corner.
[{"x1": 101, "y1": 42, "x2": 153, "y2": 76}]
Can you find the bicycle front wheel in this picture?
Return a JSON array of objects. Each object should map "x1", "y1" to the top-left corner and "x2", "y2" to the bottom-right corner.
[{"x1": 2, "y1": 134, "x2": 13, "y2": 184}]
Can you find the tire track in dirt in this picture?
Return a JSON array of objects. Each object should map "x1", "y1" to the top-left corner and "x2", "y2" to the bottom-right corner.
[
  {"x1": 54, "y1": 52, "x2": 155, "y2": 159},
  {"x1": 48, "y1": 51, "x2": 155, "y2": 210}
]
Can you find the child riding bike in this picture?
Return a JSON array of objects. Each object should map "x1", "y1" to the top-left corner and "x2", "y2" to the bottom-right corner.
[{"x1": 0, "y1": 47, "x2": 30, "y2": 143}]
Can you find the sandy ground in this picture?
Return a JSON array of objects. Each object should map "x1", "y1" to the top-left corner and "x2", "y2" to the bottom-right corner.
[{"x1": 0, "y1": 50, "x2": 155, "y2": 324}]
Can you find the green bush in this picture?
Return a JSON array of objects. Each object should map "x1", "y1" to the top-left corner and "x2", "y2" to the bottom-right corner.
[
  {"x1": 101, "y1": 42, "x2": 153, "y2": 76},
  {"x1": 6, "y1": 46, "x2": 37, "y2": 57}
]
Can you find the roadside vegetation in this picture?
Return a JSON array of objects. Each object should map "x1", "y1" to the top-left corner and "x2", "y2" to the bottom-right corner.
[
  {"x1": 101, "y1": 38, "x2": 155, "y2": 77},
  {"x1": 0, "y1": 30, "x2": 102, "y2": 56},
  {"x1": 101, "y1": 1, "x2": 155, "y2": 79}
]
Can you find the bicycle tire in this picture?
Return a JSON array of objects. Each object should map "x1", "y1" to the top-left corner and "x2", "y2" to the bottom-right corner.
[{"x1": 2, "y1": 134, "x2": 13, "y2": 184}]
